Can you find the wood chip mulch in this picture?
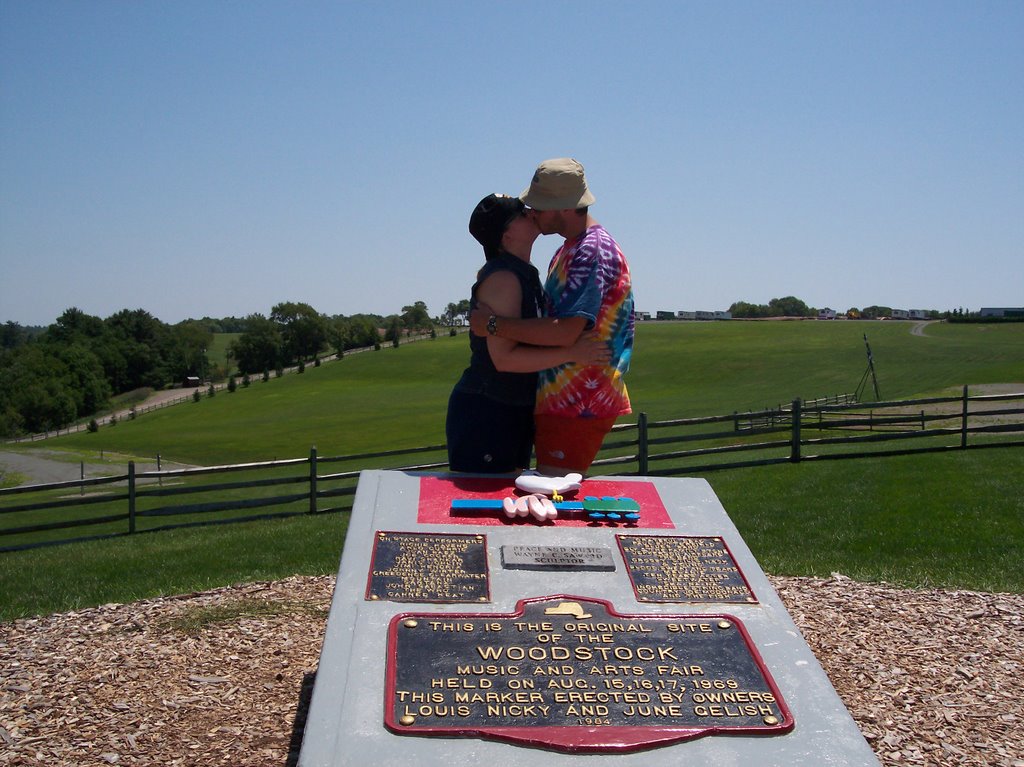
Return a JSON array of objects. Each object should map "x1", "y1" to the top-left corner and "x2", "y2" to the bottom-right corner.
[{"x1": 1, "y1": 574, "x2": 1021, "y2": 766}]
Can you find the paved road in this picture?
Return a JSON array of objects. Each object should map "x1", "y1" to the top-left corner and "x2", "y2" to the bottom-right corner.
[
  {"x1": 0, "y1": 449, "x2": 187, "y2": 487},
  {"x1": 0, "y1": 383, "x2": 200, "y2": 486},
  {"x1": 0, "y1": 450, "x2": 104, "y2": 486}
]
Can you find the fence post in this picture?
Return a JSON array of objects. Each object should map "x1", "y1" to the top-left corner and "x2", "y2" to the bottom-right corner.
[
  {"x1": 961, "y1": 385, "x2": 969, "y2": 448},
  {"x1": 790, "y1": 399, "x2": 802, "y2": 463},
  {"x1": 309, "y1": 446, "x2": 318, "y2": 514},
  {"x1": 637, "y1": 412, "x2": 649, "y2": 475},
  {"x1": 128, "y1": 461, "x2": 136, "y2": 534}
]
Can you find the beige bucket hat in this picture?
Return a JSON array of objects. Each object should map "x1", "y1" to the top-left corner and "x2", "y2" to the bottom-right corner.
[{"x1": 519, "y1": 158, "x2": 596, "y2": 210}]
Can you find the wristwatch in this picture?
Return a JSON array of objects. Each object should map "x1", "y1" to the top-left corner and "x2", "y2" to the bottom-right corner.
[{"x1": 486, "y1": 315, "x2": 498, "y2": 336}]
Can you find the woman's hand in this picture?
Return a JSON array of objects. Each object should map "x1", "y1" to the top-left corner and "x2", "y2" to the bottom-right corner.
[
  {"x1": 469, "y1": 302, "x2": 496, "y2": 336},
  {"x1": 570, "y1": 332, "x2": 611, "y2": 366}
]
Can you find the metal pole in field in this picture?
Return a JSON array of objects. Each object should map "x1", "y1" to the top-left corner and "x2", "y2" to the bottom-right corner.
[{"x1": 864, "y1": 334, "x2": 880, "y2": 400}]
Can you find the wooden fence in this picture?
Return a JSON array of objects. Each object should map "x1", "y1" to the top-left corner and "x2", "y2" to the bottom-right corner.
[{"x1": 2, "y1": 386, "x2": 1021, "y2": 552}]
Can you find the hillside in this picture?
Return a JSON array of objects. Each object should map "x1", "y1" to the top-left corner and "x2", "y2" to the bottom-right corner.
[{"x1": 31, "y1": 319, "x2": 1024, "y2": 466}]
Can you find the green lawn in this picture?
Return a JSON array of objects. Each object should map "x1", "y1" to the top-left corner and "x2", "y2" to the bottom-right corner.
[
  {"x1": 37, "y1": 320, "x2": 1024, "y2": 464},
  {"x1": 0, "y1": 511, "x2": 348, "y2": 620},
  {"x1": 206, "y1": 332, "x2": 240, "y2": 378},
  {"x1": 1, "y1": 320, "x2": 1022, "y2": 620},
  {"x1": 709, "y1": 448, "x2": 1023, "y2": 592}
]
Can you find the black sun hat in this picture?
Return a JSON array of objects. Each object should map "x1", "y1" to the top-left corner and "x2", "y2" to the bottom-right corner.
[{"x1": 469, "y1": 194, "x2": 525, "y2": 259}]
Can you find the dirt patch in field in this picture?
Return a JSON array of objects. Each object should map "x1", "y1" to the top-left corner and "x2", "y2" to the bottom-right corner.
[
  {"x1": 2, "y1": 575, "x2": 1022, "y2": 766},
  {"x1": 875, "y1": 383, "x2": 1024, "y2": 429}
]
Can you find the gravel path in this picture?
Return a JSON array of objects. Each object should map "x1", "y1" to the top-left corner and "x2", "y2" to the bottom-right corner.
[
  {"x1": 0, "y1": 449, "x2": 191, "y2": 487},
  {"x1": 1, "y1": 574, "x2": 1021, "y2": 766}
]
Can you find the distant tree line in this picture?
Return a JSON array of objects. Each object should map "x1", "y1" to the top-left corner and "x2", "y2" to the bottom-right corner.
[
  {"x1": 4, "y1": 294, "x2": 997, "y2": 437},
  {"x1": 1, "y1": 308, "x2": 213, "y2": 436},
  {"x1": 0, "y1": 299, "x2": 445, "y2": 437},
  {"x1": 727, "y1": 297, "x2": 951, "y2": 320},
  {"x1": 728, "y1": 296, "x2": 816, "y2": 318},
  {"x1": 227, "y1": 300, "x2": 439, "y2": 374}
]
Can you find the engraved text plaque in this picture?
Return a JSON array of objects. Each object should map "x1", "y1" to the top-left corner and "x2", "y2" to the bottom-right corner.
[
  {"x1": 384, "y1": 595, "x2": 791, "y2": 753},
  {"x1": 366, "y1": 531, "x2": 489, "y2": 603},
  {"x1": 618, "y1": 535, "x2": 756, "y2": 603}
]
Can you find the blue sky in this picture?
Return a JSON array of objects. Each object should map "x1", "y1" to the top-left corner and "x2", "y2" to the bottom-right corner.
[{"x1": 2, "y1": 1, "x2": 1021, "y2": 327}]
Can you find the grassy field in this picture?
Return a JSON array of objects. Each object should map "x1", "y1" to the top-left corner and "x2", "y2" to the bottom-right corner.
[
  {"x1": 711, "y1": 448, "x2": 1023, "y2": 590},
  {"x1": 206, "y1": 332, "x2": 240, "y2": 378},
  {"x1": 1, "y1": 320, "x2": 1022, "y2": 620},
  {"x1": 28, "y1": 319, "x2": 1024, "y2": 464},
  {"x1": 0, "y1": 512, "x2": 348, "y2": 621}
]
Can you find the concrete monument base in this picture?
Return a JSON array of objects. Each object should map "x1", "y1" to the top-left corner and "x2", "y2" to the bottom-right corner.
[{"x1": 298, "y1": 470, "x2": 880, "y2": 766}]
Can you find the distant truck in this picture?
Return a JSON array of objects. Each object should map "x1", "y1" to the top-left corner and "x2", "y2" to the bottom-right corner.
[
  {"x1": 183, "y1": 376, "x2": 202, "y2": 388},
  {"x1": 818, "y1": 308, "x2": 836, "y2": 320}
]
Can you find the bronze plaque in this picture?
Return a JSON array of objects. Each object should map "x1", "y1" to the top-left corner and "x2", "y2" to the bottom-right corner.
[
  {"x1": 384, "y1": 595, "x2": 792, "y2": 753},
  {"x1": 617, "y1": 535, "x2": 756, "y2": 603},
  {"x1": 366, "y1": 531, "x2": 489, "y2": 603}
]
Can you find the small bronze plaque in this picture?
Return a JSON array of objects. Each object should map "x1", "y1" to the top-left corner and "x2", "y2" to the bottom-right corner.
[
  {"x1": 617, "y1": 535, "x2": 756, "y2": 603},
  {"x1": 384, "y1": 595, "x2": 792, "y2": 753},
  {"x1": 366, "y1": 531, "x2": 489, "y2": 603},
  {"x1": 501, "y1": 545, "x2": 616, "y2": 572}
]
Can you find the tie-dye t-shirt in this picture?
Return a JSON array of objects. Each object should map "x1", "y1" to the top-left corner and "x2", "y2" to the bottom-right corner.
[{"x1": 536, "y1": 224, "x2": 634, "y2": 418}]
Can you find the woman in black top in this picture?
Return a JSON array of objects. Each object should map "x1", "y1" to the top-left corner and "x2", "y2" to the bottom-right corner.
[{"x1": 446, "y1": 194, "x2": 607, "y2": 474}]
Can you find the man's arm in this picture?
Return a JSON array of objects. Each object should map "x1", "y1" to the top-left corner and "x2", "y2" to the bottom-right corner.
[
  {"x1": 470, "y1": 306, "x2": 589, "y2": 347},
  {"x1": 476, "y1": 273, "x2": 603, "y2": 370}
]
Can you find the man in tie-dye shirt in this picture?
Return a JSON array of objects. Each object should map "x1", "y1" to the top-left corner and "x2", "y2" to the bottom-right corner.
[{"x1": 472, "y1": 158, "x2": 634, "y2": 475}]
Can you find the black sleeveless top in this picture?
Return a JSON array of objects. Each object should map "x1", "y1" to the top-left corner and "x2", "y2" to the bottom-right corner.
[{"x1": 453, "y1": 252, "x2": 545, "y2": 407}]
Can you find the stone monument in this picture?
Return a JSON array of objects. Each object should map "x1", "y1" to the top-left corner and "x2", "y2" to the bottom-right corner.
[{"x1": 297, "y1": 470, "x2": 880, "y2": 766}]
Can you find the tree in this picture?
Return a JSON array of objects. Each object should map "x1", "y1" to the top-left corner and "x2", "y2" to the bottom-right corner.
[
  {"x1": 270, "y1": 302, "x2": 327, "y2": 364},
  {"x1": 105, "y1": 308, "x2": 180, "y2": 390},
  {"x1": 401, "y1": 301, "x2": 432, "y2": 331},
  {"x1": 49, "y1": 307, "x2": 105, "y2": 343},
  {"x1": 767, "y1": 296, "x2": 813, "y2": 317},
  {"x1": 728, "y1": 301, "x2": 769, "y2": 319},
  {"x1": 385, "y1": 316, "x2": 403, "y2": 347},
  {"x1": 0, "y1": 346, "x2": 77, "y2": 433},
  {"x1": 174, "y1": 320, "x2": 214, "y2": 380},
  {"x1": 327, "y1": 316, "x2": 350, "y2": 357},
  {"x1": 346, "y1": 315, "x2": 380, "y2": 349},
  {"x1": 862, "y1": 305, "x2": 893, "y2": 320},
  {"x1": 1, "y1": 321, "x2": 28, "y2": 350},
  {"x1": 440, "y1": 300, "x2": 471, "y2": 326},
  {"x1": 53, "y1": 342, "x2": 112, "y2": 416},
  {"x1": 229, "y1": 314, "x2": 282, "y2": 375}
]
